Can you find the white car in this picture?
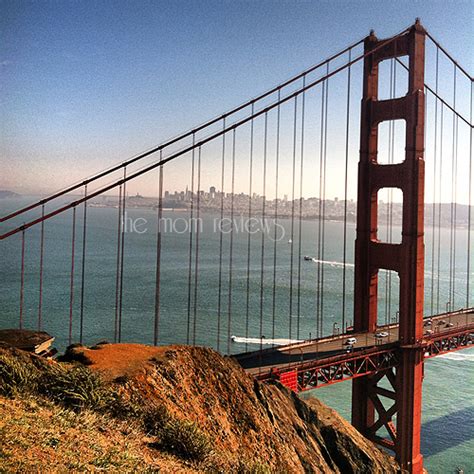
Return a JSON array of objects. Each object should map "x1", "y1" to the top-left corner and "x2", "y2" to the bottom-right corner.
[
  {"x1": 345, "y1": 337, "x2": 357, "y2": 345},
  {"x1": 375, "y1": 331, "x2": 389, "y2": 338}
]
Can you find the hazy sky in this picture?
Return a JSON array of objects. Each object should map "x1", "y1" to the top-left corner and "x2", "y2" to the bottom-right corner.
[{"x1": 1, "y1": 0, "x2": 472, "y2": 201}]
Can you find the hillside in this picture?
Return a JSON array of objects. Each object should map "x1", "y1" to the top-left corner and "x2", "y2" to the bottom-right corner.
[{"x1": 0, "y1": 343, "x2": 401, "y2": 473}]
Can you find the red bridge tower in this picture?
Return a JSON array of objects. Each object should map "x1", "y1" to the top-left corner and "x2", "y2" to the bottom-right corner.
[{"x1": 352, "y1": 20, "x2": 426, "y2": 473}]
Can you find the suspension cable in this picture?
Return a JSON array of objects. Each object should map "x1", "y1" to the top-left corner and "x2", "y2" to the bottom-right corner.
[
  {"x1": 245, "y1": 105, "x2": 255, "y2": 352},
  {"x1": 296, "y1": 76, "x2": 306, "y2": 340},
  {"x1": 342, "y1": 49, "x2": 351, "y2": 331},
  {"x1": 260, "y1": 113, "x2": 268, "y2": 352},
  {"x1": 426, "y1": 31, "x2": 474, "y2": 82},
  {"x1": 192, "y1": 146, "x2": 202, "y2": 346},
  {"x1": 430, "y1": 46, "x2": 439, "y2": 316},
  {"x1": 154, "y1": 151, "x2": 164, "y2": 346},
  {"x1": 114, "y1": 184, "x2": 123, "y2": 342},
  {"x1": 449, "y1": 66, "x2": 456, "y2": 309},
  {"x1": 289, "y1": 96, "x2": 298, "y2": 340},
  {"x1": 271, "y1": 93, "x2": 281, "y2": 342},
  {"x1": 118, "y1": 170, "x2": 126, "y2": 342},
  {"x1": 227, "y1": 128, "x2": 237, "y2": 354},
  {"x1": 1, "y1": 37, "x2": 368, "y2": 225},
  {"x1": 69, "y1": 207, "x2": 76, "y2": 345},
  {"x1": 316, "y1": 80, "x2": 325, "y2": 338},
  {"x1": 436, "y1": 104, "x2": 444, "y2": 313},
  {"x1": 217, "y1": 119, "x2": 226, "y2": 351},
  {"x1": 79, "y1": 185, "x2": 88, "y2": 343},
  {"x1": 37, "y1": 204, "x2": 45, "y2": 331},
  {"x1": 320, "y1": 63, "x2": 330, "y2": 337},
  {"x1": 19, "y1": 228, "x2": 25, "y2": 329},
  {"x1": 452, "y1": 113, "x2": 458, "y2": 308},
  {"x1": 186, "y1": 135, "x2": 196, "y2": 344},
  {"x1": 1, "y1": 30, "x2": 415, "y2": 241},
  {"x1": 394, "y1": 58, "x2": 472, "y2": 128}
]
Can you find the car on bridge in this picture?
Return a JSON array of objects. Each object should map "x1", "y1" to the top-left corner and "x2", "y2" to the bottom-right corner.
[
  {"x1": 375, "y1": 331, "x2": 389, "y2": 338},
  {"x1": 345, "y1": 337, "x2": 357, "y2": 346}
]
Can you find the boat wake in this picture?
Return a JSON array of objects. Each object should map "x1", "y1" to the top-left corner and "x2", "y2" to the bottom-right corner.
[
  {"x1": 231, "y1": 335, "x2": 303, "y2": 346},
  {"x1": 310, "y1": 258, "x2": 355, "y2": 268}
]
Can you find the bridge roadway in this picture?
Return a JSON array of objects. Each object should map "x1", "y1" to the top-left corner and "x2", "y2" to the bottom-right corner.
[{"x1": 234, "y1": 309, "x2": 474, "y2": 376}]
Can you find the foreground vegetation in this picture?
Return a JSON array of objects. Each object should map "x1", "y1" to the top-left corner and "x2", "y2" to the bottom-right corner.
[{"x1": 0, "y1": 348, "x2": 214, "y2": 471}]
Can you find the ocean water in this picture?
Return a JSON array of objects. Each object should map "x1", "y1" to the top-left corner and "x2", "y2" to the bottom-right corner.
[{"x1": 0, "y1": 196, "x2": 473, "y2": 473}]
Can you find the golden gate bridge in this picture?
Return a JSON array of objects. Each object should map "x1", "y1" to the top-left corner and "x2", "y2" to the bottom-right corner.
[{"x1": 1, "y1": 19, "x2": 473, "y2": 473}]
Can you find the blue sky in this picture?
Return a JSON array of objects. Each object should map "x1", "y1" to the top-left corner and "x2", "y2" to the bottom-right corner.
[{"x1": 1, "y1": 0, "x2": 472, "y2": 198}]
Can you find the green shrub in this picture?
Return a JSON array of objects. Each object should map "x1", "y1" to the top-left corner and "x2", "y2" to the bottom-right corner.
[
  {"x1": 0, "y1": 352, "x2": 39, "y2": 396},
  {"x1": 157, "y1": 418, "x2": 212, "y2": 462},
  {"x1": 142, "y1": 404, "x2": 172, "y2": 435},
  {"x1": 40, "y1": 364, "x2": 116, "y2": 411}
]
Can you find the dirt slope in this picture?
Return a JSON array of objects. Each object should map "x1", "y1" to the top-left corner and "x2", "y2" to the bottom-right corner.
[{"x1": 61, "y1": 342, "x2": 401, "y2": 473}]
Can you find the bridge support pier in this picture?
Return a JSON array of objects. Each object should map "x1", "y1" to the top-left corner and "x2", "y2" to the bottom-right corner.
[{"x1": 352, "y1": 20, "x2": 426, "y2": 473}]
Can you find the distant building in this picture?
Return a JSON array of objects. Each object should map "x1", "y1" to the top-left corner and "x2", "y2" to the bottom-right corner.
[{"x1": 210, "y1": 186, "x2": 216, "y2": 198}]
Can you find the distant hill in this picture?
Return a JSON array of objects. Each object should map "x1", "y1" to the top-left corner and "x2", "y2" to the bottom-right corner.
[{"x1": 0, "y1": 190, "x2": 20, "y2": 199}]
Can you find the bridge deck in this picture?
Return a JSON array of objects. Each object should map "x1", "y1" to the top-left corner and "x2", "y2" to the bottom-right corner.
[{"x1": 234, "y1": 310, "x2": 474, "y2": 376}]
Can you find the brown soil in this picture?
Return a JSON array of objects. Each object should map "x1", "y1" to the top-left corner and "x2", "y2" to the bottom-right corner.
[{"x1": 63, "y1": 342, "x2": 168, "y2": 379}]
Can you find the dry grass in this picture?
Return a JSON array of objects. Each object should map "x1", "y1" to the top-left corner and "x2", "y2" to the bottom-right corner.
[
  {"x1": 0, "y1": 396, "x2": 195, "y2": 473},
  {"x1": 0, "y1": 349, "x2": 213, "y2": 472}
]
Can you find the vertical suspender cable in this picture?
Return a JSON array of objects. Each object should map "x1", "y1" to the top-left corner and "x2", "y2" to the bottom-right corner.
[
  {"x1": 449, "y1": 66, "x2": 456, "y2": 309},
  {"x1": 316, "y1": 81, "x2": 325, "y2": 338},
  {"x1": 467, "y1": 81, "x2": 473, "y2": 308},
  {"x1": 260, "y1": 113, "x2": 268, "y2": 352},
  {"x1": 154, "y1": 150, "x2": 164, "y2": 346},
  {"x1": 272, "y1": 93, "x2": 281, "y2": 342},
  {"x1": 79, "y1": 184, "x2": 88, "y2": 343},
  {"x1": 217, "y1": 119, "x2": 226, "y2": 351},
  {"x1": 114, "y1": 185, "x2": 122, "y2": 342},
  {"x1": 320, "y1": 63, "x2": 330, "y2": 337},
  {"x1": 227, "y1": 128, "x2": 236, "y2": 354},
  {"x1": 193, "y1": 146, "x2": 202, "y2": 345},
  {"x1": 38, "y1": 204, "x2": 45, "y2": 330},
  {"x1": 69, "y1": 207, "x2": 76, "y2": 345},
  {"x1": 452, "y1": 112, "x2": 458, "y2": 309},
  {"x1": 436, "y1": 104, "x2": 444, "y2": 313},
  {"x1": 342, "y1": 49, "x2": 351, "y2": 331},
  {"x1": 296, "y1": 76, "x2": 306, "y2": 340},
  {"x1": 430, "y1": 47, "x2": 439, "y2": 316},
  {"x1": 289, "y1": 96, "x2": 298, "y2": 339},
  {"x1": 19, "y1": 228, "x2": 25, "y2": 329},
  {"x1": 118, "y1": 169, "x2": 126, "y2": 342},
  {"x1": 245, "y1": 105, "x2": 255, "y2": 352},
  {"x1": 186, "y1": 135, "x2": 196, "y2": 344}
]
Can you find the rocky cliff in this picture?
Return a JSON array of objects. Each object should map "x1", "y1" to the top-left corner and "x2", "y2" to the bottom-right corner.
[{"x1": 0, "y1": 343, "x2": 401, "y2": 472}]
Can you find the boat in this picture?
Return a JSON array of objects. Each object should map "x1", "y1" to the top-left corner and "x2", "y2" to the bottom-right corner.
[{"x1": 304, "y1": 255, "x2": 312, "y2": 261}]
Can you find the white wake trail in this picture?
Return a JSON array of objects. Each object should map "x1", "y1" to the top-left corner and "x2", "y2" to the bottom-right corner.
[{"x1": 231, "y1": 336, "x2": 303, "y2": 346}]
